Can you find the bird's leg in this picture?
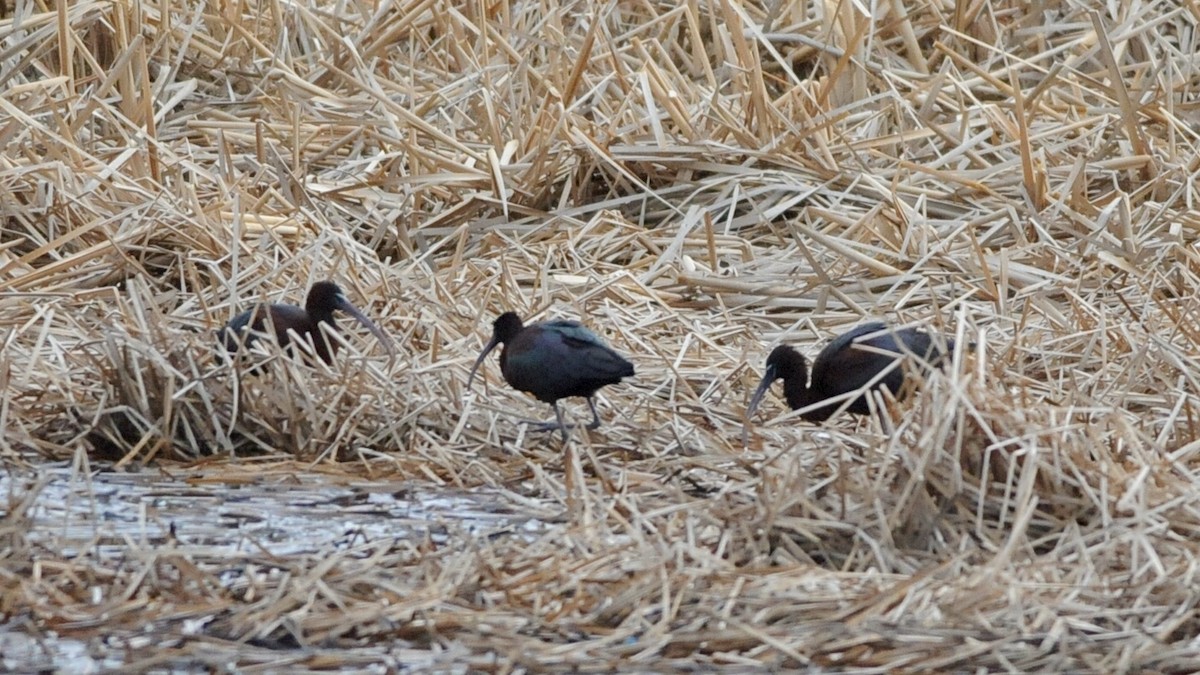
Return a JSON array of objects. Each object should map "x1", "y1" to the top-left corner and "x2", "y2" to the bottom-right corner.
[
  {"x1": 522, "y1": 403, "x2": 572, "y2": 442},
  {"x1": 585, "y1": 397, "x2": 602, "y2": 430},
  {"x1": 554, "y1": 402, "x2": 570, "y2": 442}
]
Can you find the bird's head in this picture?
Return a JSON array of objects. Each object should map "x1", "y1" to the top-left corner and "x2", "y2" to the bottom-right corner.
[
  {"x1": 747, "y1": 345, "x2": 809, "y2": 420},
  {"x1": 305, "y1": 280, "x2": 393, "y2": 355},
  {"x1": 467, "y1": 311, "x2": 526, "y2": 389}
]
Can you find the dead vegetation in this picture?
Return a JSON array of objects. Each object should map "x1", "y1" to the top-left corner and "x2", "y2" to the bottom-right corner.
[{"x1": 3, "y1": 0, "x2": 1200, "y2": 669}]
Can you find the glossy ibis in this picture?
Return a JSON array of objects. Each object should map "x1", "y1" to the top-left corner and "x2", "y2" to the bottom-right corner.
[
  {"x1": 218, "y1": 281, "x2": 392, "y2": 365},
  {"x1": 467, "y1": 312, "x2": 635, "y2": 441},
  {"x1": 747, "y1": 322, "x2": 953, "y2": 424}
]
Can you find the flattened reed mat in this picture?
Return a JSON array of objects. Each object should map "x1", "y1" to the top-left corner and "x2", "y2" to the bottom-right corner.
[{"x1": 2, "y1": 0, "x2": 1198, "y2": 670}]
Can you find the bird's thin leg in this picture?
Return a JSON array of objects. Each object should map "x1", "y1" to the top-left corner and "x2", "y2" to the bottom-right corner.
[
  {"x1": 522, "y1": 403, "x2": 572, "y2": 441},
  {"x1": 526, "y1": 399, "x2": 602, "y2": 435},
  {"x1": 585, "y1": 397, "x2": 602, "y2": 430},
  {"x1": 554, "y1": 402, "x2": 570, "y2": 442}
]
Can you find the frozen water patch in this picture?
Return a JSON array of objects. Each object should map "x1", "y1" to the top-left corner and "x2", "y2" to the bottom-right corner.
[
  {"x1": 1, "y1": 463, "x2": 551, "y2": 560},
  {"x1": 0, "y1": 626, "x2": 124, "y2": 675},
  {"x1": 0, "y1": 463, "x2": 555, "y2": 672}
]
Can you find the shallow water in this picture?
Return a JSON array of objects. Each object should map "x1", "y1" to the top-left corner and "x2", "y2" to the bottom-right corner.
[{"x1": 0, "y1": 463, "x2": 552, "y2": 673}]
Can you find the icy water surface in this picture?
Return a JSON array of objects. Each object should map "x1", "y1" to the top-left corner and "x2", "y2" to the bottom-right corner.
[{"x1": 0, "y1": 463, "x2": 554, "y2": 673}]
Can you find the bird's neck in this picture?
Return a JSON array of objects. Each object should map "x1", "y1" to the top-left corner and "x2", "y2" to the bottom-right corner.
[
  {"x1": 785, "y1": 377, "x2": 814, "y2": 410},
  {"x1": 787, "y1": 378, "x2": 833, "y2": 422}
]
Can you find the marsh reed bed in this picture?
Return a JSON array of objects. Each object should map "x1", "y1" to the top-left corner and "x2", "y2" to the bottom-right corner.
[{"x1": 3, "y1": 0, "x2": 1200, "y2": 670}]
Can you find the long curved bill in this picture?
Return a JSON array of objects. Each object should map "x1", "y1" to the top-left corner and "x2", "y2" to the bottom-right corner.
[
  {"x1": 466, "y1": 335, "x2": 501, "y2": 389},
  {"x1": 745, "y1": 364, "x2": 778, "y2": 421},
  {"x1": 335, "y1": 297, "x2": 394, "y2": 355},
  {"x1": 741, "y1": 364, "x2": 778, "y2": 446}
]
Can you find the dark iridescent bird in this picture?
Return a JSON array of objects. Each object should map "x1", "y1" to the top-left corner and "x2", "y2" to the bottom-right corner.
[
  {"x1": 218, "y1": 281, "x2": 392, "y2": 364},
  {"x1": 467, "y1": 312, "x2": 635, "y2": 441},
  {"x1": 747, "y1": 322, "x2": 953, "y2": 424}
]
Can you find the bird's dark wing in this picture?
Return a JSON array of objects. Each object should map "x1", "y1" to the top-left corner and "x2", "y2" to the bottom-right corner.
[
  {"x1": 544, "y1": 321, "x2": 635, "y2": 379},
  {"x1": 808, "y1": 323, "x2": 901, "y2": 398},
  {"x1": 502, "y1": 321, "x2": 633, "y2": 401},
  {"x1": 541, "y1": 320, "x2": 599, "y2": 345},
  {"x1": 810, "y1": 323, "x2": 948, "y2": 399},
  {"x1": 873, "y1": 326, "x2": 951, "y2": 366},
  {"x1": 262, "y1": 305, "x2": 312, "y2": 336},
  {"x1": 222, "y1": 304, "x2": 311, "y2": 350},
  {"x1": 219, "y1": 305, "x2": 268, "y2": 352}
]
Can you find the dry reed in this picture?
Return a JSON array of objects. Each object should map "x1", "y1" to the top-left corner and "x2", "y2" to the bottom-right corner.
[{"x1": 2, "y1": 0, "x2": 1200, "y2": 670}]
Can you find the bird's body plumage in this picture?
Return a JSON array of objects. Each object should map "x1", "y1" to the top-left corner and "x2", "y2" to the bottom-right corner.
[
  {"x1": 468, "y1": 313, "x2": 634, "y2": 440},
  {"x1": 500, "y1": 320, "x2": 634, "y2": 403},
  {"x1": 750, "y1": 322, "x2": 952, "y2": 424},
  {"x1": 223, "y1": 304, "x2": 335, "y2": 362},
  {"x1": 219, "y1": 281, "x2": 391, "y2": 365}
]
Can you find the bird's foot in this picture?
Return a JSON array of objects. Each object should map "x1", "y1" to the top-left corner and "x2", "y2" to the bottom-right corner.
[
  {"x1": 521, "y1": 401, "x2": 602, "y2": 442},
  {"x1": 518, "y1": 417, "x2": 603, "y2": 435},
  {"x1": 523, "y1": 418, "x2": 600, "y2": 442},
  {"x1": 519, "y1": 418, "x2": 573, "y2": 434}
]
